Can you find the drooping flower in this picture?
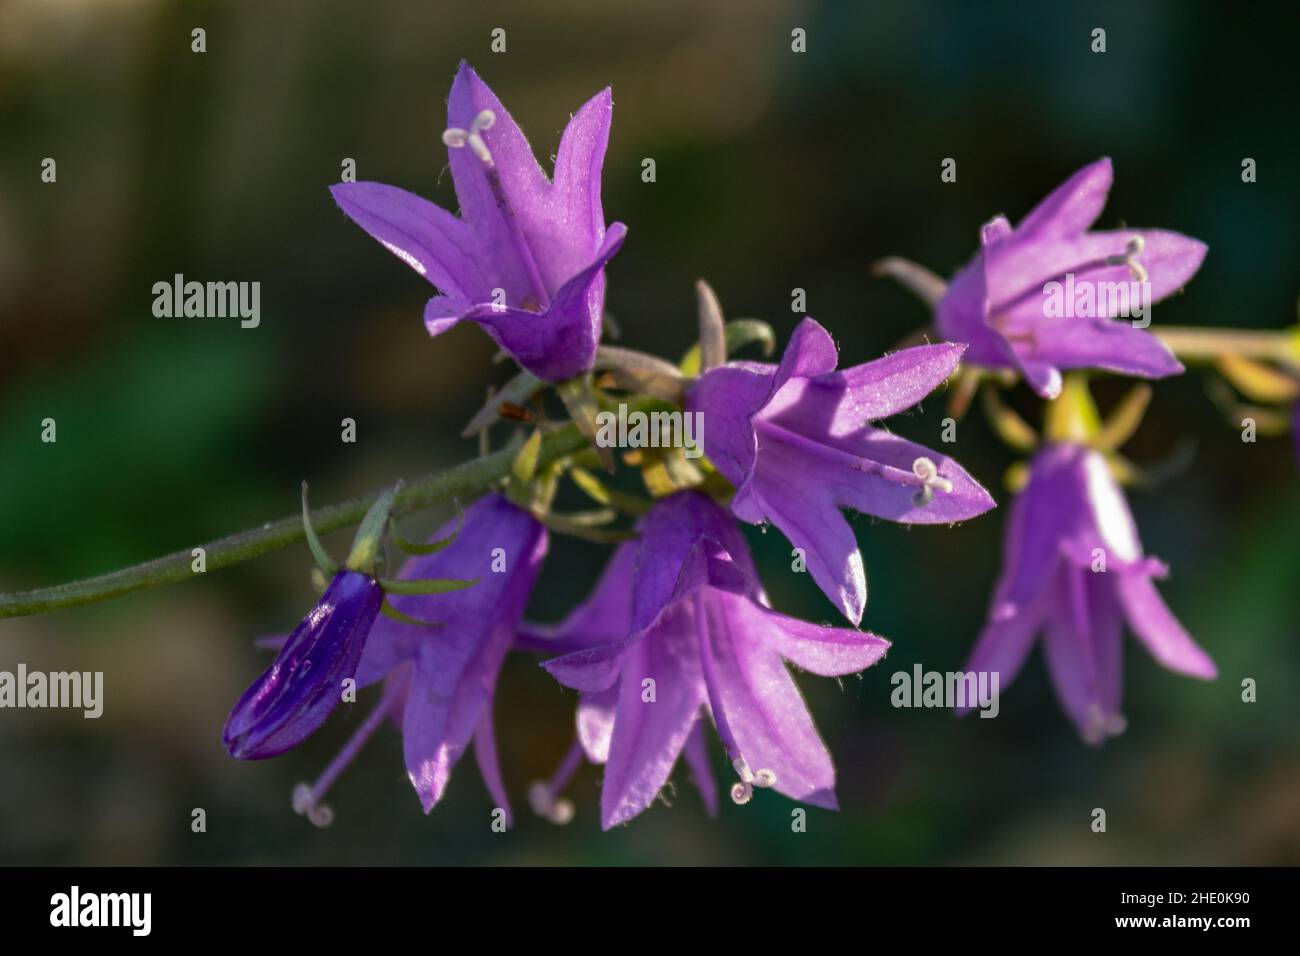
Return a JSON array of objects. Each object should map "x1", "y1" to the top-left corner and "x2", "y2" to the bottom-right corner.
[
  {"x1": 224, "y1": 569, "x2": 383, "y2": 760},
  {"x1": 285, "y1": 494, "x2": 547, "y2": 826},
  {"x1": 958, "y1": 442, "x2": 1216, "y2": 743},
  {"x1": 687, "y1": 317, "x2": 995, "y2": 625},
  {"x1": 331, "y1": 61, "x2": 627, "y2": 382},
  {"x1": 935, "y1": 158, "x2": 1206, "y2": 399},
  {"x1": 539, "y1": 492, "x2": 890, "y2": 829},
  {"x1": 224, "y1": 488, "x2": 401, "y2": 760}
]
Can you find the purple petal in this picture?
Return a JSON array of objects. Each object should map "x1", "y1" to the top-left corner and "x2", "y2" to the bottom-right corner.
[
  {"x1": 357, "y1": 495, "x2": 545, "y2": 812},
  {"x1": 600, "y1": 603, "x2": 707, "y2": 829},
  {"x1": 697, "y1": 593, "x2": 838, "y2": 809},
  {"x1": 732, "y1": 474, "x2": 866, "y2": 625},
  {"x1": 709, "y1": 589, "x2": 889, "y2": 677},
  {"x1": 1021, "y1": 316, "x2": 1183, "y2": 381},
  {"x1": 1114, "y1": 573, "x2": 1217, "y2": 679},
  {"x1": 543, "y1": 638, "x2": 638, "y2": 693},
  {"x1": 517, "y1": 541, "x2": 636, "y2": 655},
  {"x1": 551, "y1": 88, "x2": 613, "y2": 264},
  {"x1": 460, "y1": 222, "x2": 626, "y2": 381},
  {"x1": 576, "y1": 686, "x2": 618, "y2": 763},
  {"x1": 446, "y1": 62, "x2": 552, "y2": 303},
  {"x1": 958, "y1": 596, "x2": 1046, "y2": 715},
  {"x1": 686, "y1": 362, "x2": 774, "y2": 486},
  {"x1": 224, "y1": 570, "x2": 382, "y2": 760},
  {"x1": 330, "y1": 181, "x2": 485, "y2": 304},
  {"x1": 629, "y1": 492, "x2": 756, "y2": 634},
  {"x1": 774, "y1": 317, "x2": 840, "y2": 385},
  {"x1": 1041, "y1": 568, "x2": 1125, "y2": 744},
  {"x1": 990, "y1": 445, "x2": 1087, "y2": 613},
  {"x1": 988, "y1": 231, "x2": 1205, "y2": 314},
  {"x1": 473, "y1": 701, "x2": 512, "y2": 825},
  {"x1": 1015, "y1": 157, "x2": 1113, "y2": 237},
  {"x1": 749, "y1": 422, "x2": 995, "y2": 525},
  {"x1": 761, "y1": 342, "x2": 965, "y2": 434},
  {"x1": 682, "y1": 721, "x2": 719, "y2": 818}
]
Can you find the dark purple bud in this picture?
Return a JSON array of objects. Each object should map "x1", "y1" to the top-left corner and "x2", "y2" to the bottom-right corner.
[{"x1": 224, "y1": 569, "x2": 383, "y2": 760}]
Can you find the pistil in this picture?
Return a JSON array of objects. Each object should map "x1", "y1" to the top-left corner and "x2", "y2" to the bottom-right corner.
[{"x1": 443, "y1": 109, "x2": 552, "y2": 311}]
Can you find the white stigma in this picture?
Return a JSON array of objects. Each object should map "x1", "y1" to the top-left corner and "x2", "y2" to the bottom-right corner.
[
  {"x1": 528, "y1": 781, "x2": 575, "y2": 826},
  {"x1": 1105, "y1": 235, "x2": 1148, "y2": 283},
  {"x1": 442, "y1": 109, "x2": 497, "y2": 165},
  {"x1": 729, "y1": 756, "x2": 777, "y2": 806},
  {"x1": 1082, "y1": 705, "x2": 1128, "y2": 745},
  {"x1": 911, "y1": 456, "x2": 953, "y2": 507},
  {"x1": 291, "y1": 782, "x2": 335, "y2": 829}
]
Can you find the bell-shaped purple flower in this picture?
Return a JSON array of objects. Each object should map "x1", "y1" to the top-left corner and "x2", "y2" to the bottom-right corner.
[
  {"x1": 960, "y1": 443, "x2": 1216, "y2": 743},
  {"x1": 288, "y1": 494, "x2": 547, "y2": 825},
  {"x1": 224, "y1": 569, "x2": 383, "y2": 760},
  {"x1": 687, "y1": 317, "x2": 995, "y2": 625},
  {"x1": 331, "y1": 61, "x2": 627, "y2": 382},
  {"x1": 540, "y1": 492, "x2": 890, "y2": 829},
  {"x1": 936, "y1": 158, "x2": 1206, "y2": 398}
]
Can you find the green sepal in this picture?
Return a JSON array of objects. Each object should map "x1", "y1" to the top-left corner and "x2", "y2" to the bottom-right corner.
[
  {"x1": 680, "y1": 319, "x2": 776, "y2": 376},
  {"x1": 301, "y1": 481, "x2": 339, "y2": 577},
  {"x1": 512, "y1": 429, "x2": 544, "y2": 482},
  {"x1": 569, "y1": 466, "x2": 652, "y2": 517},
  {"x1": 380, "y1": 599, "x2": 445, "y2": 630},
  {"x1": 380, "y1": 576, "x2": 479, "y2": 596},
  {"x1": 393, "y1": 505, "x2": 464, "y2": 556},
  {"x1": 557, "y1": 375, "x2": 614, "y2": 472},
  {"x1": 1096, "y1": 383, "x2": 1153, "y2": 452},
  {"x1": 529, "y1": 507, "x2": 636, "y2": 544},
  {"x1": 980, "y1": 385, "x2": 1039, "y2": 452}
]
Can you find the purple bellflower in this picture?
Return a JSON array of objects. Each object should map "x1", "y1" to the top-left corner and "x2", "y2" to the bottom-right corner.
[
  {"x1": 331, "y1": 62, "x2": 627, "y2": 382},
  {"x1": 687, "y1": 317, "x2": 995, "y2": 625},
  {"x1": 537, "y1": 492, "x2": 890, "y2": 829},
  {"x1": 959, "y1": 443, "x2": 1216, "y2": 744},
  {"x1": 287, "y1": 493, "x2": 547, "y2": 826},
  {"x1": 935, "y1": 157, "x2": 1206, "y2": 399}
]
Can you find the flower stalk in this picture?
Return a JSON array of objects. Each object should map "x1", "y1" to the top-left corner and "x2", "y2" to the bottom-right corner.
[{"x1": 0, "y1": 421, "x2": 592, "y2": 620}]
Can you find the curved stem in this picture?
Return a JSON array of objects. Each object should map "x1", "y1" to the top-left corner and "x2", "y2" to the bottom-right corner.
[
  {"x1": 0, "y1": 424, "x2": 589, "y2": 620},
  {"x1": 1155, "y1": 325, "x2": 1300, "y2": 368}
]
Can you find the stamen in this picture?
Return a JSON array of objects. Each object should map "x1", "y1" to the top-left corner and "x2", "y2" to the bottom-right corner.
[
  {"x1": 911, "y1": 457, "x2": 954, "y2": 507},
  {"x1": 1104, "y1": 235, "x2": 1148, "y2": 283},
  {"x1": 528, "y1": 738, "x2": 584, "y2": 825},
  {"x1": 729, "y1": 756, "x2": 777, "y2": 806}
]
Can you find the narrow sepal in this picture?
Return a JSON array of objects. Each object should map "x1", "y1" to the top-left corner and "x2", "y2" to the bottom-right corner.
[
  {"x1": 380, "y1": 599, "x2": 446, "y2": 629},
  {"x1": 380, "y1": 576, "x2": 480, "y2": 595},
  {"x1": 300, "y1": 481, "x2": 338, "y2": 576}
]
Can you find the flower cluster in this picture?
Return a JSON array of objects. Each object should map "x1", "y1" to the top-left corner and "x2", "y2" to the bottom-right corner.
[{"x1": 223, "y1": 63, "x2": 1224, "y2": 829}]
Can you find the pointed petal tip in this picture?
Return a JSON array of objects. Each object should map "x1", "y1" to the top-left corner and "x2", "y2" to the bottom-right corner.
[{"x1": 801, "y1": 787, "x2": 839, "y2": 811}]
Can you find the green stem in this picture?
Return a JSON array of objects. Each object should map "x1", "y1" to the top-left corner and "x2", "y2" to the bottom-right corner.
[
  {"x1": 1155, "y1": 325, "x2": 1300, "y2": 368},
  {"x1": 0, "y1": 424, "x2": 589, "y2": 620}
]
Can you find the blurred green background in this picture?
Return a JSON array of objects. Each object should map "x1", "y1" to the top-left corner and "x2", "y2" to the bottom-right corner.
[{"x1": 1, "y1": 0, "x2": 1297, "y2": 865}]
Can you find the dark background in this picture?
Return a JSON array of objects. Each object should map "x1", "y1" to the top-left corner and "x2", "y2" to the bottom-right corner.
[{"x1": 1, "y1": 0, "x2": 1297, "y2": 865}]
